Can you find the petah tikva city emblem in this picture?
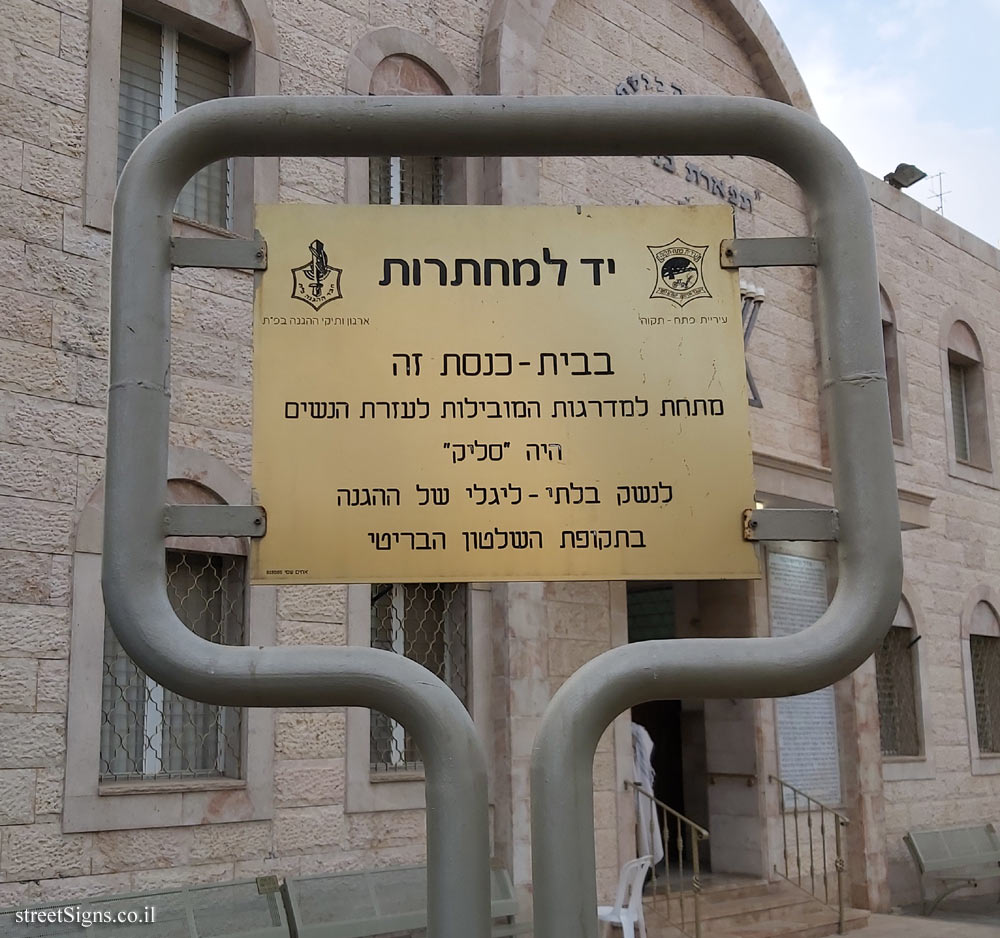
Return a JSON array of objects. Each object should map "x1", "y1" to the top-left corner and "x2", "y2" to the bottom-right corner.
[
  {"x1": 647, "y1": 240, "x2": 711, "y2": 306},
  {"x1": 291, "y1": 239, "x2": 343, "y2": 310}
]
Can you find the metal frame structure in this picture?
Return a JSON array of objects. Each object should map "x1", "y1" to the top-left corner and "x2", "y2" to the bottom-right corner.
[{"x1": 105, "y1": 95, "x2": 901, "y2": 938}]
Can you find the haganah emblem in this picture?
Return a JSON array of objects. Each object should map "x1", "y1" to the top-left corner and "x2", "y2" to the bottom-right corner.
[
  {"x1": 647, "y1": 240, "x2": 711, "y2": 306},
  {"x1": 291, "y1": 239, "x2": 342, "y2": 310}
]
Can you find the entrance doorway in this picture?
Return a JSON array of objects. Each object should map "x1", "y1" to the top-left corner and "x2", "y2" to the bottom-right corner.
[{"x1": 626, "y1": 583, "x2": 710, "y2": 871}]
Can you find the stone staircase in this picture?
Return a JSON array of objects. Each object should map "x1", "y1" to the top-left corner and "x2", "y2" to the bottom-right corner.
[{"x1": 643, "y1": 877, "x2": 870, "y2": 938}]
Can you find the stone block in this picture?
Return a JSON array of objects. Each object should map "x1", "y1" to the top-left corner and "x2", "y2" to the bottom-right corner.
[
  {"x1": 0, "y1": 86, "x2": 49, "y2": 145},
  {"x1": 171, "y1": 332, "x2": 251, "y2": 385},
  {"x1": 170, "y1": 377, "x2": 252, "y2": 432},
  {"x1": 190, "y1": 820, "x2": 272, "y2": 864},
  {"x1": 0, "y1": 494, "x2": 75, "y2": 553},
  {"x1": 59, "y1": 12, "x2": 88, "y2": 65},
  {"x1": 276, "y1": 584, "x2": 347, "y2": 623},
  {"x1": 48, "y1": 102, "x2": 84, "y2": 158},
  {"x1": 0, "y1": 658, "x2": 37, "y2": 711},
  {"x1": 546, "y1": 598, "x2": 611, "y2": 641},
  {"x1": 169, "y1": 423, "x2": 251, "y2": 478},
  {"x1": 0, "y1": 0, "x2": 61, "y2": 52},
  {"x1": 0, "y1": 550, "x2": 51, "y2": 604},
  {"x1": 3, "y1": 391, "x2": 106, "y2": 458},
  {"x1": 62, "y1": 205, "x2": 110, "y2": 261},
  {"x1": 15, "y1": 45, "x2": 86, "y2": 111},
  {"x1": 274, "y1": 759, "x2": 345, "y2": 807},
  {"x1": 274, "y1": 804, "x2": 347, "y2": 854},
  {"x1": 129, "y1": 863, "x2": 233, "y2": 892},
  {"x1": 0, "y1": 602, "x2": 69, "y2": 655},
  {"x1": 75, "y1": 355, "x2": 108, "y2": 407},
  {"x1": 0, "y1": 134, "x2": 23, "y2": 187},
  {"x1": 34, "y1": 766, "x2": 62, "y2": 815},
  {"x1": 276, "y1": 618, "x2": 346, "y2": 646},
  {"x1": 0, "y1": 284, "x2": 52, "y2": 346},
  {"x1": 21, "y1": 143, "x2": 82, "y2": 205},
  {"x1": 275, "y1": 711, "x2": 346, "y2": 759},
  {"x1": 48, "y1": 553, "x2": 71, "y2": 605},
  {"x1": 36, "y1": 657, "x2": 67, "y2": 712},
  {"x1": 0, "y1": 442, "x2": 77, "y2": 501},
  {"x1": 0, "y1": 712, "x2": 64, "y2": 767},
  {"x1": 2, "y1": 823, "x2": 90, "y2": 878},
  {"x1": 92, "y1": 827, "x2": 193, "y2": 873},
  {"x1": 0, "y1": 768, "x2": 35, "y2": 824},
  {"x1": 31, "y1": 872, "x2": 132, "y2": 903},
  {"x1": 346, "y1": 807, "x2": 424, "y2": 851},
  {"x1": 0, "y1": 182, "x2": 64, "y2": 246},
  {"x1": 547, "y1": 638, "x2": 608, "y2": 677}
]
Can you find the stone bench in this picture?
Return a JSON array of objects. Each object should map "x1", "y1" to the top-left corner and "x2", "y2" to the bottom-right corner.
[{"x1": 903, "y1": 823, "x2": 1000, "y2": 916}]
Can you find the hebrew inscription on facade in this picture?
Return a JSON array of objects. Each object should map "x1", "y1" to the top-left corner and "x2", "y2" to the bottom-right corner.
[{"x1": 252, "y1": 205, "x2": 758, "y2": 584}]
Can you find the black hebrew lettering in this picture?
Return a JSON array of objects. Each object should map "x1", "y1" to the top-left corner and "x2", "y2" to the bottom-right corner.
[
  {"x1": 525, "y1": 442, "x2": 563, "y2": 461},
  {"x1": 337, "y1": 487, "x2": 401, "y2": 507},
  {"x1": 659, "y1": 398, "x2": 724, "y2": 417},
  {"x1": 542, "y1": 247, "x2": 567, "y2": 285},
  {"x1": 615, "y1": 483, "x2": 673, "y2": 506},
  {"x1": 443, "y1": 440, "x2": 511, "y2": 463},
  {"x1": 452, "y1": 259, "x2": 482, "y2": 286},
  {"x1": 513, "y1": 258, "x2": 540, "y2": 286},
  {"x1": 558, "y1": 529, "x2": 646, "y2": 550},
  {"x1": 465, "y1": 484, "x2": 523, "y2": 506},
  {"x1": 416, "y1": 485, "x2": 450, "y2": 506},
  {"x1": 463, "y1": 529, "x2": 543, "y2": 551},
  {"x1": 392, "y1": 353, "x2": 423, "y2": 376},
  {"x1": 368, "y1": 531, "x2": 446, "y2": 550}
]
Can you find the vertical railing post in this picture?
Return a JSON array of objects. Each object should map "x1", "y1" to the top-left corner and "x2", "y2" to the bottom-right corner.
[
  {"x1": 835, "y1": 818, "x2": 846, "y2": 935},
  {"x1": 692, "y1": 833, "x2": 702, "y2": 938}
]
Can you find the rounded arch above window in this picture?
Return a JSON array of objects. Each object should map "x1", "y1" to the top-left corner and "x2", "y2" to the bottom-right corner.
[
  {"x1": 346, "y1": 27, "x2": 472, "y2": 96},
  {"x1": 947, "y1": 319, "x2": 984, "y2": 365}
]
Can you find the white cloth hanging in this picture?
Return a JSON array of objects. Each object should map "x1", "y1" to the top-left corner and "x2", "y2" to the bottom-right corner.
[{"x1": 631, "y1": 723, "x2": 664, "y2": 865}]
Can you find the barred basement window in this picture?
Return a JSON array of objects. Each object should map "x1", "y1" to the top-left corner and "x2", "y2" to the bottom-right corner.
[
  {"x1": 100, "y1": 549, "x2": 245, "y2": 781},
  {"x1": 369, "y1": 155, "x2": 444, "y2": 205},
  {"x1": 369, "y1": 583, "x2": 468, "y2": 773},
  {"x1": 875, "y1": 625, "x2": 921, "y2": 757},
  {"x1": 119, "y1": 12, "x2": 232, "y2": 228},
  {"x1": 970, "y1": 634, "x2": 1000, "y2": 754}
]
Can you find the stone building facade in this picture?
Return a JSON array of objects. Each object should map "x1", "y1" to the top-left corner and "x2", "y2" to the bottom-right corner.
[{"x1": 0, "y1": 0, "x2": 998, "y2": 922}]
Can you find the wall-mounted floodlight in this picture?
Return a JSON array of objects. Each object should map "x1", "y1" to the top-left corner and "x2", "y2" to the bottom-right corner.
[{"x1": 884, "y1": 163, "x2": 927, "y2": 189}]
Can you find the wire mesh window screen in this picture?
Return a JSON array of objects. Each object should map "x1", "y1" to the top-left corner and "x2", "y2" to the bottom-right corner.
[
  {"x1": 970, "y1": 634, "x2": 1000, "y2": 754},
  {"x1": 369, "y1": 583, "x2": 468, "y2": 773},
  {"x1": 100, "y1": 549, "x2": 245, "y2": 781},
  {"x1": 369, "y1": 155, "x2": 444, "y2": 205},
  {"x1": 875, "y1": 625, "x2": 921, "y2": 757}
]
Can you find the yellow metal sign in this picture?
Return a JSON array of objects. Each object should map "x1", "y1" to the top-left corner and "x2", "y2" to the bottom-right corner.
[{"x1": 251, "y1": 205, "x2": 758, "y2": 584}]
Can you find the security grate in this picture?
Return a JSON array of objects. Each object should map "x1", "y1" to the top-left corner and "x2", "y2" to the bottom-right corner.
[
  {"x1": 370, "y1": 583, "x2": 468, "y2": 773},
  {"x1": 100, "y1": 549, "x2": 245, "y2": 781},
  {"x1": 970, "y1": 634, "x2": 1000, "y2": 754},
  {"x1": 874, "y1": 625, "x2": 921, "y2": 757}
]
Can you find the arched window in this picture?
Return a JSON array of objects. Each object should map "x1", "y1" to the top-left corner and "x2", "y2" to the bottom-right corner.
[
  {"x1": 84, "y1": 0, "x2": 278, "y2": 234},
  {"x1": 942, "y1": 318, "x2": 993, "y2": 479},
  {"x1": 64, "y1": 449, "x2": 276, "y2": 832},
  {"x1": 880, "y1": 287, "x2": 906, "y2": 445},
  {"x1": 960, "y1": 590, "x2": 1000, "y2": 774},
  {"x1": 875, "y1": 596, "x2": 921, "y2": 757}
]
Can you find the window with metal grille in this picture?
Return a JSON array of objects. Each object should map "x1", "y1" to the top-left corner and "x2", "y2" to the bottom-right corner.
[
  {"x1": 970, "y1": 634, "x2": 1000, "y2": 754},
  {"x1": 118, "y1": 12, "x2": 232, "y2": 228},
  {"x1": 875, "y1": 625, "x2": 921, "y2": 757},
  {"x1": 369, "y1": 155, "x2": 444, "y2": 205},
  {"x1": 100, "y1": 549, "x2": 245, "y2": 781},
  {"x1": 740, "y1": 290, "x2": 763, "y2": 408},
  {"x1": 369, "y1": 583, "x2": 468, "y2": 773}
]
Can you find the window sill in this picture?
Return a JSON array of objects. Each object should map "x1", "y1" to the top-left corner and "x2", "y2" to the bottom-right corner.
[
  {"x1": 882, "y1": 756, "x2": 935, "y2": 781},
  {"x1": 970, "y1": 752, "x2": 1000, "y2": 776},
  {"x1": 99, "y1": 777, "x2": 246, "y2": 796},
  {"x1": 948, "y1": 458, "x2": 996, "y2": 488},
  {"x1": 369, "y1": 770, "x2": 425, "y2": 784}
]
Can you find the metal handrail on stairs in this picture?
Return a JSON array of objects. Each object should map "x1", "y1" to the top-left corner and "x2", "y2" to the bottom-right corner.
[
  {"x1": 625, "y1": 780, "x2": 708, "y2": 938},
  {"x1": 769, "y1": 774, "x2": 849, "y2": 935}
]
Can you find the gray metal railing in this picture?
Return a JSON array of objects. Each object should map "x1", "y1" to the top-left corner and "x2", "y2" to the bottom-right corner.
[
  {"x1": 626, "y1": 780, "x2": 707, "y2": 938},
  {"x1": 770, "y1": 775, "x2": 849, "y2": 934}
]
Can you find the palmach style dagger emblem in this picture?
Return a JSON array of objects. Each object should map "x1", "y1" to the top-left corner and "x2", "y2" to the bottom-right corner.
[{"x1": 291, "y1": 239, "x2": 343, "y2": 310}]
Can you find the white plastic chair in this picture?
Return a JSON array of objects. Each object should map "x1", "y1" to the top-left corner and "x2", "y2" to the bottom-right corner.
[{"x1": 597, "y1": 854, "x2": 652, "y2": 938}]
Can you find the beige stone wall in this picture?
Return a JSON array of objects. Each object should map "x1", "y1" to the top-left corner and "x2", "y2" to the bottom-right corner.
[
  {"x1": 2, "y1": 0, "x2": 1000, "y2": 917},
  {"x1": 0, "y1": 0, "x2": 494, "y2": 908},
  {"x1": 870, "y1": 186, "x2": 1000, "y2": 905}
]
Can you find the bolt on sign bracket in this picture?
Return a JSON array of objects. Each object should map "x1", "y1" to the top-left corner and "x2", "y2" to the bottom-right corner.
[{"x1": 106, "y1": 95, "x2": 900, "y2": 938}]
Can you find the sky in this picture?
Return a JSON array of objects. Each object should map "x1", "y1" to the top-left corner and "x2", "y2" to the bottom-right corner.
[{"x1": 763, "y1": 0, "x2": 1000, "y2": 249}]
